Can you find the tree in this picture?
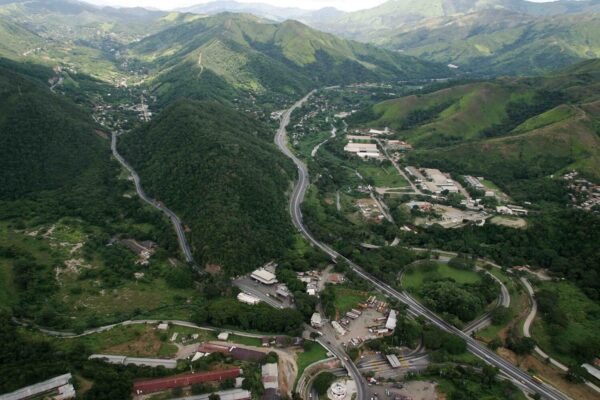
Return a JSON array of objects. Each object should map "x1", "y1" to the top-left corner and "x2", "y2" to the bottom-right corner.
[
  {"x1": 209, "y1": 393, "x2": 221, "y2": 400},
  {"x1": 313, "y1": 372, "x2": 336, "y2": 395}
]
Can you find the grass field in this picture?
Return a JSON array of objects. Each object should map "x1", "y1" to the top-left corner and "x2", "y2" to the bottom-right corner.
[
  {"x1": 402, "y1": 262, "x2": 482, "y2": 291},
  {"x1": 357, "y1": 163, "x2": 408, "y2": 188},
  {"x1": 530, "y1": 280, "x2": 600, "y2": 366},
  {"x1": 332, "y1": 287, "x2": 369, "y2": 315},
  {"x1": 295, "y1": 342, "x2": 329, "y2": 386},
  {"x1": 295, "y1": 130, "x2": 333, "y2": 159}
]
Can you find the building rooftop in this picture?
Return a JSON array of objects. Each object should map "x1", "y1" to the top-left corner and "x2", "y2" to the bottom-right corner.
[{"x1": 251, "y1": 268, "x2": 278, "y2": 285}]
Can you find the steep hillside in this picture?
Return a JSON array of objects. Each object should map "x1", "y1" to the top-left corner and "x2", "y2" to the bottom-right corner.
[
  {"x1": 0, "y1": 62, "x2": 107, "y2": 199},
  {"x1": 129, "y1": 13, "x2": 451, "y2": 103},
  {"x1": 382, "y1": 11, "x2": 600, "y2": 75},
  {"x1": 119, "y1": 100, "x2": 296, "y2": 274},
  {"x1": 364, "y1": 59, "x2": 600, "y2": 185},
  {"x1": 312, "y1": 0, "x2": 600, "y2": 41}
]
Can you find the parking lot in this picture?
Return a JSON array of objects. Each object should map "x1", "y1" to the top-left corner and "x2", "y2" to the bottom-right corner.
[{"x1": 232, "y1": 276, "x2": 295, "y2": 309}]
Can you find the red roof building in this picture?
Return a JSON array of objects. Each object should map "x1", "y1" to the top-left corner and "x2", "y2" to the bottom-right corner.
[{"x1": 133, "y1": 368, "x2": 241, "y2": 395}]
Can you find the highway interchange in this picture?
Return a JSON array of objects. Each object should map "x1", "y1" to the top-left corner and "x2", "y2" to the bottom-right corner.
[{"x1": 275, "y1": 92, "x2": 572, "y2": 400}]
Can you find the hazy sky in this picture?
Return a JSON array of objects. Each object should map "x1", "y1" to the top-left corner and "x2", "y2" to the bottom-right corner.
[{"x1": 83, "y1": 0, "x2": 555, "y2": 12}]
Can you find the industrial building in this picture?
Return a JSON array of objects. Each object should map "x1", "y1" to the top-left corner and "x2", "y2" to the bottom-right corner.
[
  {"x1": 89, "y1": 354, "x2": 177, "y2": 369},
  {"x1": 343, "y1": 142, "x2": 380, "y2": 159},
  {"x1": 251, "y1": 268, "x2": 278, "y2": 285},
  {"x1": 0, "y1": 373, "x2": 75, "y2": 400},
  {"x1": 133, "y1": 368, "x2": 241, "y2": 395}
]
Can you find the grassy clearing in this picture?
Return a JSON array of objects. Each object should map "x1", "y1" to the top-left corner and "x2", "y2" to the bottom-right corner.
[
  {"x1": 332, "y1": 287, "x2": 369, "y2": 315},
  {"x1": 530, "y1": 280, "x2": 600, "y2": 366},
  {"x1": 357, "y1": 163, "x2": 408, "y2": 188},
  {"x1": 402, "y1": 262, "x2": 482, "y2": 291},
  {"x1": 296, "y1": 342, "x2": 329, "y2": 382},
  {"x1": 227, "y1": 335, "x2": 262, "y2": 347},
  {"x1": 295, "y1": 130, "x2": 332, "y2": 159}
]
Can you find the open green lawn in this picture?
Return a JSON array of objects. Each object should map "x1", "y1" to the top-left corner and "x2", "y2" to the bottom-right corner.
[
  {"x1": 402, "y1": 262, "x2": 482, "y2": 291},
  {"x1": 357, "y1": 163, "x2": 408, "y2": 188},
  {"x1": 295, "y1": 342, "x2": 329, "y2": 388},
  {"x1": 332, "y1": 287, "x2": 369, "y2": 315},
  {"x1": 530, "y1": 280, "x2": 600, "y2": 366}
]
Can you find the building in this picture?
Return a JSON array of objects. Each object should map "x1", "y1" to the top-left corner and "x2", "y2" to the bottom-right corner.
[
  {"x1": 343, "y1": 142, "x2": 380, "y2": 159},
  {"x1": 261, "y1": 363, "x2": 279, "y2": 390},
  {"x1": 347, "y1": 135, "x2": 373, "y2": 142},
  {"x1": 368, "y1": 128, "x2": 390, "y2": 135},
  {"x1": 464, "y1": 175, "x2": 485, "y2": 191},
  {"x1": 275, "y1": 284, "x2": 291, "y2": 299},
  {"x1": 171, "y1": 388, "x2": 251, "y2": 400},
  {"x1": 89, "y1": 354, "x2": 177, "y2": 369},
  {"x1": 0, "y1": 373, "x2": 75, "y2": 400},
  {"x1": 582, "y1": 364, "x2": 600, "y2": 380},
  {"x1": 423, "y1": 168, "x2": 459, "y2": 194},
  {"x1": 218, "y1": 332, "x2": 230, "y2": 341},
  {"x1": 133, "y1": 368, "x2": 242, "y2": 395},
  {"x1": 238, "y1": 292, "x2": 261, "y2": 305},
  {"x1": 311, "y1": 312, "x2": 323, "y2": 328},
  {"x1": 329, "y1": 381, "x2": 348, "y2": 400},
  {"x1": 251, "y1": 268, "x2": 278, "y2": 285},
  {"x1": 386, "y1": 310, "x2": 397, "y2": 331}
]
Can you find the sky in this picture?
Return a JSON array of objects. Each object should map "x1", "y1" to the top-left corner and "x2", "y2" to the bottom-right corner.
[{"x1": 83, "y1": 0, "x2": 556, "y2": 12}]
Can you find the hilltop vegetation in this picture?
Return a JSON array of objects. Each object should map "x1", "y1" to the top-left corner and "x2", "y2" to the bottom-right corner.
[
  {"x1": 359, "y1": 60, "x2": 600, "y2": 185},
  {"x1": 128, "y1": 13, "x2": 450, "y2": 103},
  {"x1": 307, "y1": 0, "x2": 600, "y2": 75},
  {"x1": 119, "y1": 100, "x2": 296, "y2": 275}
]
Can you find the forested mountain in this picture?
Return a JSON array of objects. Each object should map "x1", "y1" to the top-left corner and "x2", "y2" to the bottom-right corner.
[
  {"x1": 359, "y1": 59, "x2": 600, "y2": 188},
  {"x1": 0, "y1": 62, "x2": 107, "y2": 199},
  {"x1": 119, "y1": 100, "x2": 296, "y2": 274},
  {"x1": 305, "y1": 0, "x2": 600, "y2": 75},
  {"x1": 128, "y1": 13, "x2": 452, "y2": 105}
]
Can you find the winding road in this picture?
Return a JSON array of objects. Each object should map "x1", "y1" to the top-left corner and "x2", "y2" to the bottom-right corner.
[
  {"x1": 111, "y1": 133, "x2": 202, "y2": 274},
  {"x1": 275, "y1": 92, "x2": 572, "y2": 400}
]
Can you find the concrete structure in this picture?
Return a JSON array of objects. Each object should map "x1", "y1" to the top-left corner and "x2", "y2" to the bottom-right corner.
[
  {"x1": 251, "y1": 268, "x2": 278, "y2": 285},
  {"x1": 385, "y1": 310, "x2": 397, "y2": 331},
  {"x1": 343, "y1": 142, "x2": 380, "y2": 159},
  {"x1": 134, "y1": 368, "x2": 241, "y2": 395},
  {"x1": 464, "y1": 175, "x2": 485, "y2": 191},
  {"x1": 386, "y1": 354, "x2": 401, "y2": 369},
  {"x1": 0, "y1": 373, "x2": 75, "y2": 400},
  {"x1": 218, "y1": 332, "x2": 230, "y2": 341},
  {"x1": 583, "y1": 364, "x2": 600, "y2": 380},
  {"x1": 328, "y1": 381, "x2": 348, "y2": 400},
  {"x1": 89, "y1": 354, "x2": 177, "y2": 369},
  {"x1": 311, "y1": 312, "x2": 323, "y2": 328},
  {"x1": 422, "y1": 168, "x2": 459, "y2": 194},
  {"x1": 172, "y1": 388, "x2": 251, "y2": 400},
  {"x1": 157, "y1": 323, "x2": 168, "y2": 330},
  {"x1": 237, "y1": 292, "x2": 261, "y2": 305},
  {"x1": 368, "y1": 128, "x2": 390, "y2": 135},
  {"x1": 261, "y1": 363, "x2": 279, "y2": 390}
]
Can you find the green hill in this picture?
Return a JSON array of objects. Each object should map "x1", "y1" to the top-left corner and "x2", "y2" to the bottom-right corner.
[
  {"x1": 359, "y1": 59, "x2": 600, "y2": 186},
  {"x1": 119, "y1": 100, "x2": 296, "y2": 274},
  {"x1": 0, "y1": 62, "x2": 108, "y2": 200},
  {"x1": 382, "y1": 11, "x2": 600, "y2": 75},
  {"x1": 129, "y1": 13, "x2": 451, "y2": 103}
]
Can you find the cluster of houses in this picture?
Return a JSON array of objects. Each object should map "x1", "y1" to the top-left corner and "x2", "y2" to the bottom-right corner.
[{"x1": 563, "y1": 171, "x2": 600, "y2": 212}]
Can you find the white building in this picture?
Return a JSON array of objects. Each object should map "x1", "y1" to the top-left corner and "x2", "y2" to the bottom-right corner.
[
  {"x1": 332, "y1": 321, "x2": 347, "y2": 336},
  {"x1": 250, "y1": 268, "x2": 278, "y2": 285},
  {"x1": 237, "y1": 292, "x2": 261, "y2": 305},
  {"x1": 385, "y1": 310, "x2": 397, "y2": 331},
  {"x1": 343, "y1": 142, "x2": 380, "y2": 159},
  {"x1": 311, "y1": 312, "x2": 323, "y2": 328}
]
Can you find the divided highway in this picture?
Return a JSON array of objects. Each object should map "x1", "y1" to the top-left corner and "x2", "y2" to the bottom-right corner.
[
  {"x1": 111, "y1": 133, "x2": 202, "y2": 273},
  {"x1": 275, "y1": 92, "x2": 571, "y2": 400}
]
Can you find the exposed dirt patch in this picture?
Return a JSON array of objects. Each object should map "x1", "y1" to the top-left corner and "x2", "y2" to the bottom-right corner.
[
  {"x1": 103, "y1": 326, "x2": 164, "y2": 357},
  {"x1": 205, "y1": 264, "x2": 222, "y2": 275}
]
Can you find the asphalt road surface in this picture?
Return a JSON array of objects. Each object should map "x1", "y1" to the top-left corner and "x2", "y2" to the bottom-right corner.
[
  {"x1": 111, "y1": 132, "x2": 202, "y2": 274},
  {"x1": 275, "y1": 92, "x2": 571, "y2": 400}
]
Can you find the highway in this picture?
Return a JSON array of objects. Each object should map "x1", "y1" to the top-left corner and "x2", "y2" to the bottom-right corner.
[
  {"x1": 111, "y1": 132, "x2": 202, "y2": 274},
  {"x1": 275, "y1": 92, "x2": 572, "y2": 400}
]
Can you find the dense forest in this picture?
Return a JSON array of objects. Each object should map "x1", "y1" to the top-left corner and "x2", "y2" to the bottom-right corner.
[{"x1": 120, "y1": 100, "x2": 296, "y2": 275}]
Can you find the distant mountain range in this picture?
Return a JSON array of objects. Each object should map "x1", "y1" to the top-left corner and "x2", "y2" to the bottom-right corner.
[
  {"x1": 128, "y1": 12, "x2": 451, "y2": 105},
  {"x1": 177, "y1": 1, "x2": 344, "y2": 22},
  {"x1": 177, "y1": 0, "x2": 600, "y2": 75}
]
